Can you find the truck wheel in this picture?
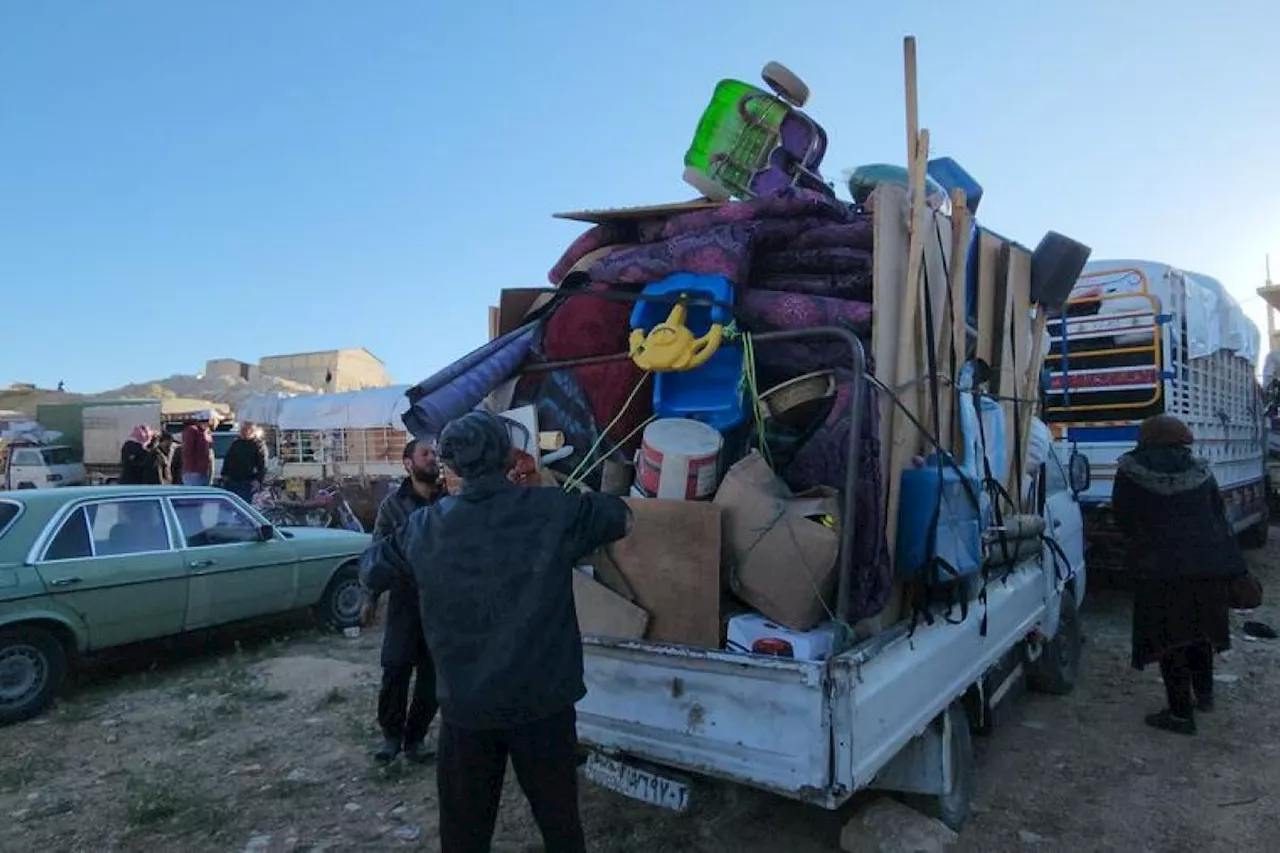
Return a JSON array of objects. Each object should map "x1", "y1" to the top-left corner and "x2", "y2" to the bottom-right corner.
[
  {"x1": 1027, "y1": 591, "x2": 1082, "y2": 695},
  {"x1": 316, "y1": 564, "x2": 363, "y2": 631},
  {"x1": 906, "y1": 702, "x2": 974, "y2": 831},
  {"x1": 0, "y1": 626, "x2": 69, "y2": 726}
]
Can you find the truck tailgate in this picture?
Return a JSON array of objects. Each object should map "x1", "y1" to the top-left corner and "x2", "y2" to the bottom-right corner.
[{"x1": 578, "y1": 637, "x2": 831, "y2": 800}]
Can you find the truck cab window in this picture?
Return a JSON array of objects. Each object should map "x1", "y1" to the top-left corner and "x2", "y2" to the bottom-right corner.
[{"x1": 13, "y1": 450, "x2": 42, "y2": 467}]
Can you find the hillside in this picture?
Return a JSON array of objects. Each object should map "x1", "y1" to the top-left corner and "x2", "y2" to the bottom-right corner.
[{"x1": 1, "y1": 373, "x2": 321, "y2": 418}]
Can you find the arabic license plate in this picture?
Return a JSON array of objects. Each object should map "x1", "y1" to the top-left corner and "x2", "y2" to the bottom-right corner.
[{"x1": 583, "y1": 753, "x2": 691, "y2": 812}]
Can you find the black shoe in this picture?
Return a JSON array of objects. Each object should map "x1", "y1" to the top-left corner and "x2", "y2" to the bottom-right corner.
[
  {"x1": 1145, "y1": 710, "x2": 1196, "y2": 735},
  {"x1": 374, "y1": 737, "x2": 401, "y2": 763},
  {"x1": 403, "y1": 740, "x2": 436, "y2": 765},
  {"x1": 1196, "y1": 694, "x2": 1215, "y2": 713}
]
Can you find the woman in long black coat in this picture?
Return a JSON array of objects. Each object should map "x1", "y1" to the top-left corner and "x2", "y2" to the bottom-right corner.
[
  {"x1": 118, "y1": 425, "x2": 157, "y2": 485},
  {"x1": 1112, "y1": 414, "x2": 1247, "y2": 735}
]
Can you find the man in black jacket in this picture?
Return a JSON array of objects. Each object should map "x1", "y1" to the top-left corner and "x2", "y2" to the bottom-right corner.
[
  {"x1": 221, "y1": 423, "x2": 267, "y2": 502},
  {"x1": 361, "y1": 438, "x2": 443, "y2": 763},
  {"x1": 361, "y1": 411, "x2": 630, "y2": 853}
]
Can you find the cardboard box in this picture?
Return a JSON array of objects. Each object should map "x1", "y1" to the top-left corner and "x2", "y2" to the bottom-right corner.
[
  {"x1": 714, "y1": 451, "x2": 841, "y2": 632},
  {"x1": 496, "y1": 288, "x2": 556, "y2": 339},
  {"x1": 604, "y1": 498, "x2": 723, "y2": 647},
  {"x1": 573, "y1": 570, "x2": 648, "y2": 640}
]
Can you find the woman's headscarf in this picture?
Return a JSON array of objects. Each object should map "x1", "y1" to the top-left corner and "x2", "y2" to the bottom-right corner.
[
  {"x1": 438, "y1": 411, "x2": 512, "y2": 480},
  {"x1": 128, "y1": 424, "x2": 153, "y2": 445},
  {"x1": 1137, "y1": 415, "x2": 1193, "y2": 449}
]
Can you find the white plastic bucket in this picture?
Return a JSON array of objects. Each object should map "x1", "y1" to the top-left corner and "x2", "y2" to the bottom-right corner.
[{"x1": 635, "y1": 418, "x2": 723, "y2": 500}]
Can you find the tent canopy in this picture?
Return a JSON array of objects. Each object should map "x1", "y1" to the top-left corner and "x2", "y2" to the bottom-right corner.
[{"x1": 272, "y1": 385, "x2": 412, "y2": 431}]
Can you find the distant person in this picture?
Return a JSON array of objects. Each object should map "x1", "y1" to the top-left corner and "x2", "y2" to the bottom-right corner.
[
  {"x1": 221, "y1": 422, "x2": 267, "y2": 502},
  {"x1": 360, "y1": 439, "x2": 445, "y2": 764},
  {"x1": 180, "y1": 412, "x2": 216, "y2": 487},
  {"x1": 169, "y1": 435, "x2": 184, "y2": 485},
  {"x1": 119, "y1": 425, "x2": 156, "y2": 485},
  {"x1": 1113, "y1": 414, "x2": 1248, "y2": 735},
  {"x1": 149, "y1": 432, "x2": 178, "y2": 485},
  {"x1": 56, "y1": 380, "x2": 65, "y2": 392},
  {"x1": 361, "y1": 411, "x2": 631, "y2": 853}
]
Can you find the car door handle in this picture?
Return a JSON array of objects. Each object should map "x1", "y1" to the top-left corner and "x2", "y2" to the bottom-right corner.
[
  {"x1": 188, "y1": 559, "x2": 216, "y2": 570},
  {"x1": 49, "y1": 577, "x2": 82, "y2": 587}
]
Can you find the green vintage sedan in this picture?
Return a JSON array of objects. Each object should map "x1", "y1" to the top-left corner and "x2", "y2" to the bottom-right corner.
[{"x1": 0, "y1": 486, "x2": 371, "y2": 724}]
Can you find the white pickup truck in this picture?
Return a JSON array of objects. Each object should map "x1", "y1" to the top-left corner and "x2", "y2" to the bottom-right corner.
[
  {"x1": 0, "y1": 441, "x2": 87, "y2": 490},
  {"x1": 577, "y1": 408, "x2": 1088, "y2": 827}
]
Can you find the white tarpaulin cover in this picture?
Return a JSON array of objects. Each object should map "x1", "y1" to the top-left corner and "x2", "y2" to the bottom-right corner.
[
  {"x1": 1078, "y1": 260, "x2": 1260, "y2": 366},
  {"x1": 276, "y1": 385, "x2": 412, "y2": 431},
  {"x1": 237, "y1": 393, "x2": 290, "y2": 426}
]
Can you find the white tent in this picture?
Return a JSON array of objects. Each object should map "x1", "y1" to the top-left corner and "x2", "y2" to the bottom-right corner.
[{"x1": 276, "y1": 385, "x2": 411, "y2": 431}]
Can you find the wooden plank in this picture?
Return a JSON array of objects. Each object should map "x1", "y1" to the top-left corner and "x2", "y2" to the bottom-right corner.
[
  {"x1": 893, "y1": 129, "x2": 931, "y2": 419},
  {"x1": 919, "y1": 204, "x2": 954, "y2": 451},
  {"x1": 903, "y1": 36, "x2": 919, "y2": 166},
  {"x1": 945, "y1": 191, "x2": 972, "y2": 455},
  {"x1": 553, "y1": 199, "x2": 722, "y2": 224},
  {"x1": 973, "y1": 231, "x2": 1003, "y2": 370},
  {"x1": 988, "y1": 243, "x2": 1015, "y2": 501},
  {"x1": 487, "y1": 306, "x2": 500, "y2": 341},
  {"x1": 1003, "y1": 246, "x2": 1033, "y2": 504},
  {"x1": 871, "y1": 182, "x2": 911, "y2": 564}
]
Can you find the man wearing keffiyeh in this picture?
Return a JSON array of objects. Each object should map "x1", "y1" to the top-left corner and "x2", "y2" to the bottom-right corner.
[{"x1": 361, "y1": 410, "x2": 630, "y2": 853}]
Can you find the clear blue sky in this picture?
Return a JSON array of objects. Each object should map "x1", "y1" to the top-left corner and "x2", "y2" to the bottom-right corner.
[{"x1": 2, "y1": 1, "x2": 1277, "y2": 392}]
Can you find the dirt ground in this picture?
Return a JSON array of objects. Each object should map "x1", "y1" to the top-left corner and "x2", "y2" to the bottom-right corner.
[{"x1": 3, "y1": 544, "x2": 1279, "y2": 853}]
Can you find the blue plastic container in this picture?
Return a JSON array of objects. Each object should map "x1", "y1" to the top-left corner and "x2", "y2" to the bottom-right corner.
[
  {"x1": 927, "y1": 156, "x2": 983, "y2": 216},
  {"x1": 629, "y1": 273, "x2": 747, "y2": 432},
  {"x1": 894, "y1": 455, "x2": 983, "y2": 583}
]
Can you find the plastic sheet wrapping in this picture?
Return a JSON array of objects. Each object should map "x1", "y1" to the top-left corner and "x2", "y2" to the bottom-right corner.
[
  {"x1": 1077, "y1": 260, "x2": 1260, "y2": 366},
  {"x1": 1182, "y1": 269, "x2": 1260, "y2": 365},
  {"x1": 236, "y1": 393, "x2": 288, "y2": 426},
  {"x1": 274, "y1": 385, "x2": 412, "y2": 430}
]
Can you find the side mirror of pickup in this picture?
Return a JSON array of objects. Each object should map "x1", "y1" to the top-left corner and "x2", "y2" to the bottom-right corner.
[
  {"x1": 1068, "y1": 451, "x2": 1091, "y2": 496},
  {"x1": 258, "y1": 523, "x2": 275, "y2": 541}
]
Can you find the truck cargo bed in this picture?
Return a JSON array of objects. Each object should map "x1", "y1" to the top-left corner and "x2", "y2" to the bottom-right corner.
[{"x1": 578, "y1": 556, "x2": 1053, "y2": 809}]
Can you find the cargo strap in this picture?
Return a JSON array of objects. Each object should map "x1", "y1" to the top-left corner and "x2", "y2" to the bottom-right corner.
[{"x1": 1041, "y1": 533, "x2": 1071, "y2": 587}]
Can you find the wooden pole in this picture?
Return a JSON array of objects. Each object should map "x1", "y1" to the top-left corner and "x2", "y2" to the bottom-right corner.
[
  {"x1": 904, "y1": 36, "x2": 919, "y2": 168},
  {"x1": 894, "y1": 129, "x2": 931, "y2": 420}
]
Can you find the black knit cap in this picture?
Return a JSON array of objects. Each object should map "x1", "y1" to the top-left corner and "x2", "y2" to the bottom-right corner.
[
  {"x1": 1137, "y1": 414, "x2": 1194, "y2": 449},
  {"x1": 438, "y1": 410, "x2": 512, "y2": 479}
]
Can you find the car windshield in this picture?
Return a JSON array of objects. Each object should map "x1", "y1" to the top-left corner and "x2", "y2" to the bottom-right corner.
[{"x1": 40, "y1": 447, "x2": 76, "y2": 466}]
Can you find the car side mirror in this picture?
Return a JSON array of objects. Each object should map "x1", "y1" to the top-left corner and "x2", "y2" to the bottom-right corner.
[
  {"x1": 1068, "y1": 451, "x2": 1090, "y2": 495},
  {"x1": 258, "y1": 523, "x2": 275, "y2": 541}
]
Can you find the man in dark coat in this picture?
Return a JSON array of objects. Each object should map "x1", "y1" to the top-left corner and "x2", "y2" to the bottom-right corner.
[
  {"x1": 221, "y1": 422, "x2": 268, "y2": 502},
  {"x1": 1113, "y1": 414, "x2": 1248, "y2": 735},
  {"x1": 361, "y1": 411, "x2": 630, "y2": 853},
  {"x1": 360, "y1": 438, "x2": 444, "y2": 764}
]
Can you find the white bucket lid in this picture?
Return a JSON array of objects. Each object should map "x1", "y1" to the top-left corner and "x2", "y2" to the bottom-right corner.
[{"x1": 642, "y1": 418, "x2": 723, "y2": 456}]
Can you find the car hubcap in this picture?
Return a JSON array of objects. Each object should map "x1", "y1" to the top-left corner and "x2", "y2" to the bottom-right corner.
[
  {"x1": 333, "y1": 581, "x2": 363, "y2": 621},
  {"x1": 0, "y1": 645, "x2": 46, "y2": 706}
]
